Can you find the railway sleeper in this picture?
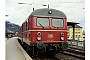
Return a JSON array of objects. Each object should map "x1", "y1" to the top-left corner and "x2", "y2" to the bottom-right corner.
[{"x1": 65, "y1": 49, "x2": 85, "y2": 55}]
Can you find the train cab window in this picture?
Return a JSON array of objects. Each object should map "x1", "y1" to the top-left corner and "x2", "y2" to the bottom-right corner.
[
  {"x1": 52, "y1": 18, "x2": 64, "y2": 28},
  {"x1": 37, "y1": 18, "x2": 49, "y2": 27}
]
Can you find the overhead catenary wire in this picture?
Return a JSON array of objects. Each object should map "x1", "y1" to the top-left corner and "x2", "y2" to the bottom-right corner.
[
  {"x1": 23, "y1": 0, "x2": 36, "y2": 23},
  {"x1": 27, "y1": 0, "x2": 36, "y2": 14},
  {"x1": 6, "y1": 1, "x2": 85, "y2": 9},
  {"x1": 32, "y1": 3, "x2": 85, "y2": 9}
]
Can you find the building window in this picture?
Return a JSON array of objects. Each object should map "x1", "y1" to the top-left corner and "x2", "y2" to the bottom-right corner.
[
  {"x1": 75, "y1": 32, "x2": 77, "y2": 34},
  {"x1": 75, "y1": 28, "x2": 77, "y2": 30},
  {"x1": 76, "y1": 35, "x2": 77, "y2": 38},
  {"x1": 77, "y1": 32, "x2": 80, "y2": 34},
  {"x1": 78, "y1": 28, "x2": 80, "y2": 30}
]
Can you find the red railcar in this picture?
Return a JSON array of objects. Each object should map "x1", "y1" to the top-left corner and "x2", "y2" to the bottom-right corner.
[{"x1": 18, "y1": 8, "x2": 68, "y2": 56}]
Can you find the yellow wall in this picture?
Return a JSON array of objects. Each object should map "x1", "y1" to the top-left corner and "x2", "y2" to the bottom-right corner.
[{"x1": 68, "y1": 28, "x2": 83, "y2": 39}]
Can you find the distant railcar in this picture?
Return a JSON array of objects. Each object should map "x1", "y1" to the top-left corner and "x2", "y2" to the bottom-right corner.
[{"x1": 18, "y1": 8, "x2": 68, "y2": 56}]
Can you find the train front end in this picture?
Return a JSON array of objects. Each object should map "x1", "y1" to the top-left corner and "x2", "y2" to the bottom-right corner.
[{"x1": 30, "y1": 8, "x2": 68, "y2": 54}]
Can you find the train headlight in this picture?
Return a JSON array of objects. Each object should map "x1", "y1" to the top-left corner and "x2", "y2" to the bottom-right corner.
[
  {"x1": 61, "y1": 32, "x2": 64, "y2": 36},
  {"x1": 37, "y1": 32, "x2": 41, "y2": 41},
  {"x1": 48, "y1": 10, "x2": 52, "y2": 14},
  {"x1": 37, "y1": 32, "x2": 41, "y2": 36},
  {"x1": 61, "y1": 37, "x2": 64, "y2": 40},
  {"x1": 37, "y1": 37, "x2": 41, "y2": 41}
]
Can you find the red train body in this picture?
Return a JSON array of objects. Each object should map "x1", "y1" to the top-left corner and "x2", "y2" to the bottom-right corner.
[{"x1": 18, "y1": 8, "x2": 68, "y2": 56}]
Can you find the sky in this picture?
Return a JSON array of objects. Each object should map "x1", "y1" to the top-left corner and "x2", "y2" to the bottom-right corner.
[{"x1": 5, "y1": 0, "x2": 85, "y2": 31}]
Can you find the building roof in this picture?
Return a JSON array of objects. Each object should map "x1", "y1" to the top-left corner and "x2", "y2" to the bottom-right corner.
[
  {"x1": 67, "y1": 21, "x2": 79, "y2": 26},
  {"x1": 68, "y1": 24, "x2": 82, "y2": 28},
  {"x1": 30, "y1": 8, "x2": 66, "y2": 17}
]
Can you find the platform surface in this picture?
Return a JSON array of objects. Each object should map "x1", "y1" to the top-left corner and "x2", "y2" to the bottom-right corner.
[{"x1": 6, "y1": 37, "x2": 27, "y2": 60}]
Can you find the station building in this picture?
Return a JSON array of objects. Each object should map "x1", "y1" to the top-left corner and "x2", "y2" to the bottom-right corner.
[{"x1": 68, "y1": 25, "x2": 83, "y2": 40}]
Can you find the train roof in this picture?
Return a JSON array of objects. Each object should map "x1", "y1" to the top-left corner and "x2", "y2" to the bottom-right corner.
[{"x1": 30, "y1": 8, "x2": 66, "y2": 17}]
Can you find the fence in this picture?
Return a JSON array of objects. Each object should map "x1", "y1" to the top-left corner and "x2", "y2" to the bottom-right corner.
[{"x1": 68, "y1": 39, "x2": 85, "y2": 50}]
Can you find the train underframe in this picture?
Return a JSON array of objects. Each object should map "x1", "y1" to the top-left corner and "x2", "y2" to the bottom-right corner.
[{"x1": 18, "y1": 39, "x2": 68, "y2": 57}]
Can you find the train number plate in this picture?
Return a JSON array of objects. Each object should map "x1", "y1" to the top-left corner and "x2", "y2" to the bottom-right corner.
[{"x1": 48, "y1": 34, "x2": 53, "y2": 38}]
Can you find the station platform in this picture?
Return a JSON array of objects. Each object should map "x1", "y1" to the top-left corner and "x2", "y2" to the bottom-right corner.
[{"x1": 6, "y1": 37, "x2": 32, "y2": 60}]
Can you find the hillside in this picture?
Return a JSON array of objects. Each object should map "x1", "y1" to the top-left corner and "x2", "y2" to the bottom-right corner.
[{"x1": 5, "y1": 21, "x2": 20, "y2": 33}]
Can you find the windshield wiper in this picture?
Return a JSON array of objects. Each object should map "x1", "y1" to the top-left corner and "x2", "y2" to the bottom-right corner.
[
  {"x1": 38, "y1": 22, "x2": 44, "y2": 29},
  {"x1": 53, "y1": 26, "x2": 60, "y2": 28}
]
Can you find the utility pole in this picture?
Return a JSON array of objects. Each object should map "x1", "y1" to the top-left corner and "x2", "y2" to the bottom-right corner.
[{"x1": 33, "y1": 8, "x2": 34, "y2": 11}]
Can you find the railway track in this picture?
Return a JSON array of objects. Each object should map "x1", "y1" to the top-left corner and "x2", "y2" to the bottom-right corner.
[
  {"x1": 31, "y1": 47, "x2": 85, "y2": 60},
  {"x1": 67, "y1": 47, "x2": 85, "y2": 55},
  {"x1": 68, "y1": 46, "x2": 85, "y2": 51},
  {"x1": 32, "y1": 54, "x2": 60, "y2": 60},
  {"x1": 62, "y1": 47, "x2": 85, "y2": 59}
]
